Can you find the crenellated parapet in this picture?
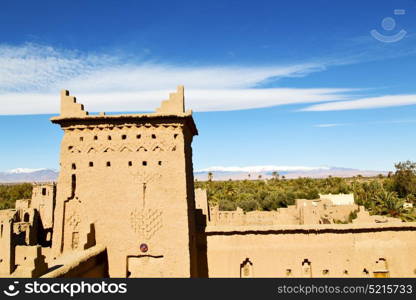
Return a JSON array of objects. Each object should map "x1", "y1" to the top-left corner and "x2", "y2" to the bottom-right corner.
[
  {"x1": 60, "y1": 90, "x2": 88, "y2": 118},
  {"x1": 156, "y1": 85, "x2": 185, "y2": 114}
]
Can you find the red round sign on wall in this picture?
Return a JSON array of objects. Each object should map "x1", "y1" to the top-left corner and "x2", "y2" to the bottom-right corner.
[{"x1": 140, "y1": 243, "x2": 148, "y2": 253}]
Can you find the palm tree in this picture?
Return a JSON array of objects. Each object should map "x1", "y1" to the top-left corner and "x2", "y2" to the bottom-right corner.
[
  {"x1": 374, "y1": 191, "x2": 404, "y2": 217},
  {"x1": 272, "y1": 171, "x2": 279, "y2": 180},
  {"x1": 208, "y1": 172, "x2": 213, "y2": 182}
]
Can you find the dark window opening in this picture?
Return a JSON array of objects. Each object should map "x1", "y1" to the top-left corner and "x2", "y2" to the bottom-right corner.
[
  {"x1": 71, "y1": 174, "x2": 76, "y2": 198},
  {"x1": 136, "y1": 134, "x2": 141, "y2": 139},
  {"x1": 24, "y1": 213, "x2": 30, "y2": 222},
  {"x1": 71, "y1": 163, "x2": 76, "y2": 170},
  {"x1": 42, "y1": 188, "x2": 47, "y2": 196},
  {"x1": 108, "y1": 136, "x2": 112, "y2": 140},
  {"x1": 151, "y1": 134, "x2": 156, "y2": 139},
  {"x1": 158, "y1": 161, "x2": 162, "y2": 166},
  {"x1": 79, "y1": 137, "x2": 84, "y2": 142},
  {"x1": 174, "y1": 134, "x2": 178, "y2": 139},
  {"x1": 122, "y1": 134, "x2": 127, "y2": 140},
  {"x1": 94, "y1": 135, "x2": 98, "y2": 140},
  {"x1": 106, "y1": 162, "x2": 111, "y2": 167},
  {"x1": 142, "y1": 161, "x2": 147, "y2": 166},
  {"x1": 68, "y1": 146, "x2": 73, "y2": 150},
  {"x1": 89, "y1": 162, "x2": 94, "y2": 167},
  {"x1": 128, "y1": 161, "x2": 132, "y2": 166}
]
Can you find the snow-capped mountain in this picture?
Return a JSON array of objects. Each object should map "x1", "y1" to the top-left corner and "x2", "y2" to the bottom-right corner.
[
  {"x1": 0, "y1": 169, "x2": 58, "y2": 183},
  {"x1": 194, "y1": 166, "x2": 389, "y2": 181},
  {"x1": 6, "y1": 168, "x2": 50, "y2": 174}
]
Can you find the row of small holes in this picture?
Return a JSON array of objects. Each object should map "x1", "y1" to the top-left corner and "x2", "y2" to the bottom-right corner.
[
  {"x1": 73, "y1": 161, "x2": 163, "y2": 168},
  {"x1": 285, "y1": 269, "x2": 348, "y2": 276},
  {"x1": 78, "y1": 134, "x2": 179, "y2": 142}
]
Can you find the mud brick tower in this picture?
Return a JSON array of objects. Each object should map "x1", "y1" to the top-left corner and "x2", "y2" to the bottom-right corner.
[{"x1": 50, "y1": 86, "x2": 199, "y2": 277}]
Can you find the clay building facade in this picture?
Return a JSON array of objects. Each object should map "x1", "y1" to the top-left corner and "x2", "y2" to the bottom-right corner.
[{"x1": 0, "y1": 87, "x2": 416, "y2": 278}]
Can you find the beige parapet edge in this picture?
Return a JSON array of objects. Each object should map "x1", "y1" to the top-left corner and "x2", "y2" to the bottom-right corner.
[
  {"x1": 41, "y1": 244, "x2": 106, "y2": 278},
  {"x1": 205, "y1": 222, "x2": 416, "y2": 234}
]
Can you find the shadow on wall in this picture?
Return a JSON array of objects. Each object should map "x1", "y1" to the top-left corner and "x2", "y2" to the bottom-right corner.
[{"x1": 195, "y1": 209, "x2": 208, "y2": 277}]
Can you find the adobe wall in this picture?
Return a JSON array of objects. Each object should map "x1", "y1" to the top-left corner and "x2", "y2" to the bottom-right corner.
[
  {"x1": 208, "y1": 197, "x2": 359, "y2": 226},
  {"x1": 50, "y1": 87, "x2": 199, "y2": 277},
  {"x1": 42, "y1": 245, "x2": 108, "y2": 278},
  {"x1": 204, "y1": 224, "x2": 416, "y2": 277},
  {"x1": 31, "y1": 183, "x2": 56, "y2": 230}
]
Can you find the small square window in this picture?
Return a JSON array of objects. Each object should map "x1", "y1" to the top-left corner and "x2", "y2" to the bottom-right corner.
[
  {"x1": 106, "y1": 161, "x2": 111, "y2": 167},
  {"x1": 71, "y1": 163, "x2": 76, "y2": 170},
  {"x1": 94, "y1": 135, "x2": 98, "y2": 140},
  {"x1": 136, "y1": 134, "x2": 141, "y2": 139},
  {"x1": 79, "y1": 137, "x2": 84, "y2": 142},
  {"x1": 89, "y1": 162, "x2": 94, "y2": 167},
  {"x1": 128, "y1": 161, "x2": 133, "y2": 166},
  {"x1": 108, "y1": 136, "x2": 112, "y2": 140},
  {"x1": 122, "y1": 135, "x2": 127, "y2": 140},
  {"x1": 158, "y1": 161, "x2": 162, "y2": 166},
  {"x1": 151, "y1": 134, "x2": 156, "y2": 139},
  {"x1": 142, "y1": 161, "x2": 147, "y2": 166}
]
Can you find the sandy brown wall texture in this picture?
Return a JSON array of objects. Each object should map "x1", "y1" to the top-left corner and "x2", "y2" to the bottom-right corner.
[
  {"x1": 204, "y1": 224, "x2": 416, "y2": 277},
  {"x1": 49, "y1": 87, "x2": 199, "y2": 277}
]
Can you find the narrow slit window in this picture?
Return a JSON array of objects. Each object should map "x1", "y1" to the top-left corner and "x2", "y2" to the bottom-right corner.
[
  {"x1": 108, "y1": 135, "x2": 112, "y2": 140},
  {"x1": 71, "y1": 163, "x2": 76, "y2": 170}
]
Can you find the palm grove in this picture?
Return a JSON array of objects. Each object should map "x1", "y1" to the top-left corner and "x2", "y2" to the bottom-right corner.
[{"x1": 195, "y1": 161, "x2": 416, "y2": 222}]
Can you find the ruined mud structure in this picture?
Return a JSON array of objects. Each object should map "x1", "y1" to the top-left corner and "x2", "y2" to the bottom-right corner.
[{"x1": 1, "y1": 87, "x2": 416, "y2": 278}]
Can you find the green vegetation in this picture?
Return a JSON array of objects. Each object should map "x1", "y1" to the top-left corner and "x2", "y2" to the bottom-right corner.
[
  {"x1": 195, "y1": 161, "x2": 416, "y2": 221},
  {"x1": 1, "y1": 161, "x2": 416, "y2": 222},
  {"x1": 0, "y1": 183, "x2": 32, "y2": 209}
]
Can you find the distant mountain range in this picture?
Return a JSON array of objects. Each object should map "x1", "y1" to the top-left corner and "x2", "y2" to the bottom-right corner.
[
  {"x1": 194, "y1": 166, "x2": 389, "y2": 181},
  {"x1": 0, "y1": 168, "x2": 58, "y2": 183},
  {"x1": 0, "y1": 166, "x2": 389, "y2": 183}
]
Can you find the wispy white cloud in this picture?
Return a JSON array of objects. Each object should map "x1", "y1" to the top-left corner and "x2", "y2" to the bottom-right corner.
[
  {"x1": 0, "y1": 43, "x2": 353, "y2": 114},
  {"x1": 314, "y1": 119, "x2": 416, "y2": 128},
  {"x1": 303, "y1": 94, "x2": 416, "y2": 111},
  {"x1": 196, "y1": 165, "x2": 330, "y2": 173},
  {"x1": 314, "y1": 123, "x2": 346, "y2": 128}
]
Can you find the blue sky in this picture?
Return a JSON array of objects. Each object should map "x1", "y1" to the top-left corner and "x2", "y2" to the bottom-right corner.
[{"x1": 1, "y1": 0, "x2": 416, "y2": 172}]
